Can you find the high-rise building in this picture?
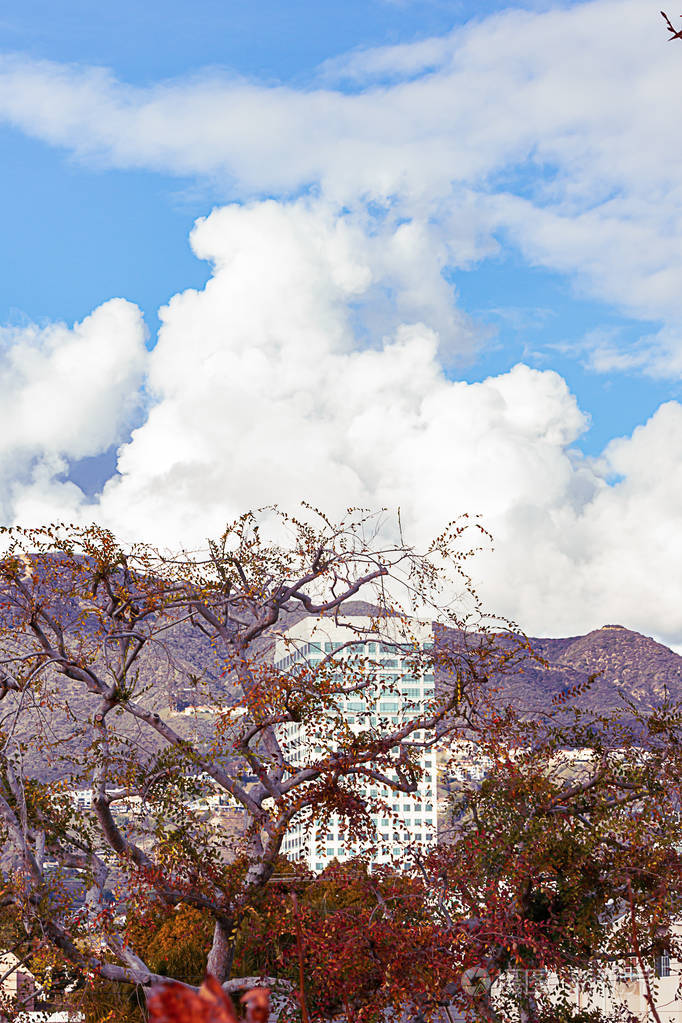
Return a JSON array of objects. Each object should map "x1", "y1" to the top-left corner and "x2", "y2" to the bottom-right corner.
[{"x1": 275, "y1": 616, "x2": 438, "y2": 873}]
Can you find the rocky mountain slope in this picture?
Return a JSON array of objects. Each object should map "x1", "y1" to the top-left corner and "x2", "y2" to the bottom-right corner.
[
  {"x1": 4, "y1": 611, "x2": 680, "y2": 781},
  {"x1": 494, "y1": 624, "x2": 682, "y2": 718}
]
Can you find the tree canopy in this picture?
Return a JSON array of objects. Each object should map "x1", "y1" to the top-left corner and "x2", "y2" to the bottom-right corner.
[{"x1": 0, "y1": 508, "x2": 679, "y2": 1023}]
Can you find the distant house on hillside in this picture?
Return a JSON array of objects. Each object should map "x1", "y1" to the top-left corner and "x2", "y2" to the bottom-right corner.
[
  {"x1": 0, "y1": 951, "x2": 35, "y2": 1011},
  {"x1": 15, "y1": 1013, "x2": 84, "y2": 1021},
  {"x1": 0, "y1": 951, "x2": 86, "y2": 1021}
]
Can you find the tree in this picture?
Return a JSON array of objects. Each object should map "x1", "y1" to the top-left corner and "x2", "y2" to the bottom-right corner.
[
  {"x1": 0, "y1": 508, "x2": 679, "y2": 1023},
  {"x1": 0, "y1": 508, "x2": 518, "y2": 1011},
  {"x1": 661, "y1": 10, "x2": 682, "y2": 41},
  {"x1": 237, "y1": 705, "x2": 682, "y2": 1023},
  {"x1": 413, "y1": 702, "x2": 682, "y2": 1022}
]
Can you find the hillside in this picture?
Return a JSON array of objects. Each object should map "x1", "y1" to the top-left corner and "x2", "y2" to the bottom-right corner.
[
  {"x1": 3, "y1": 609, "x2": 680, "y2": 782},
  {"x1": 496, "y1": 624, "x2": 682, "y2": 717}
]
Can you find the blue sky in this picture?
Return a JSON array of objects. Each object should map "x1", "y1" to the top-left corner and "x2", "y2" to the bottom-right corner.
[
  {"x1": 0, "y1": 0, "x2": 546, "y2": 334},
  {"x1": 1, "y1": 0, "x2": 681, "y2": 643},
  {"x1": 2, "y1": 1, "x2": 556, "y2": 81}
]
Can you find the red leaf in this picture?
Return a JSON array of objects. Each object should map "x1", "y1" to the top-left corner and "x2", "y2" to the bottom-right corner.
[{"x1": 147, "y1": 974, "x2": 239, "y2": 1023}]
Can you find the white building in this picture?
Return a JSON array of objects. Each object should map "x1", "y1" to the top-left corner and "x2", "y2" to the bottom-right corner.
[
  {"x1": 494, "y1": 930, "x2": 681, "y2": 1021},
  {"x1": 0, "y1": 952, "x2": 35, "y2": 1011},
  {"x1": 15, "y1": 1014, "x2": 84, "y2": 1022},
  {"x1": 70, "y1": 789, "x2": 93, "y2": 811},
  {"x1": 442, "y1": 740, "x2": 492, "y2": 784},
  {"x1": 276, "y1": 616, "x2": 439, "y2": 873}
]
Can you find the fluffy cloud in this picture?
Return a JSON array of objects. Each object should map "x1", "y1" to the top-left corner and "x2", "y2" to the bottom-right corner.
[
  {"x1": 0, "y1": 298, "x2": 147, "y2": 521},
  {"x1": 80, "y1": 198, "x2": 681, "y2": 644},
  {"x1": 92, "y1": 197, "x2": 581, "y2": 540},
  {"x1": 0, "y1": 197, "x2": 679, "y2": 643},
  {"x1": 478, "y1": 400, "x2": 682, "y2": 644}
]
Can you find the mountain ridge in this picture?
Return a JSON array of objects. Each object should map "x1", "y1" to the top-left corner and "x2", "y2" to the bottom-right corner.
[
  {"x1": 499, "y1": 623, "x2": 682, "y2": 717},
  {"x1": 3, "y1": 614, "x2": 680, "y2": 782}
]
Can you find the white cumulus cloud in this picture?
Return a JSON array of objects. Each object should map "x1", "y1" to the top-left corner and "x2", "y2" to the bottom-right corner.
[
  {"x1": 0, "y1": 298, "x2": 147, "y2": 522},
  {"x1": 77, "y1": 199, "x2": 682, "y2": 645}
]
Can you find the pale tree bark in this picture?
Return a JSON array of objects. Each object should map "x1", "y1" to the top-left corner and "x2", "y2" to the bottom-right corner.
[{"x1": 206, "y1": 919, "x2": 234, "y2": 983}]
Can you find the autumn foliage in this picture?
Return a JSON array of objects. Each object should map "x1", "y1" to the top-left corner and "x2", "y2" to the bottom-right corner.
[{"x1": 0, "y1": 509, "x2": 679, "y2": 1022}]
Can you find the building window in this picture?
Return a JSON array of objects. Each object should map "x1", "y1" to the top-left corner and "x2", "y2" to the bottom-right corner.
[
  {"x1": 616, "y1": 960, "x2": 639, "y2": 983},
  {"x1": 655, "y1": 952, "x2": 670, "y2": 978}
]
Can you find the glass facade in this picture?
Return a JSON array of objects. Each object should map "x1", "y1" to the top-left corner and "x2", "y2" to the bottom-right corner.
[{"x1": 275, "y1": 618, "x2": 438, "y2": 871}]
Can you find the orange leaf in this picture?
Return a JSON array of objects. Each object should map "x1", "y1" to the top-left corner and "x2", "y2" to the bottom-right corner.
[{"x1": 147, "y1": 974, "x2": 239, "y2": 1023}]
